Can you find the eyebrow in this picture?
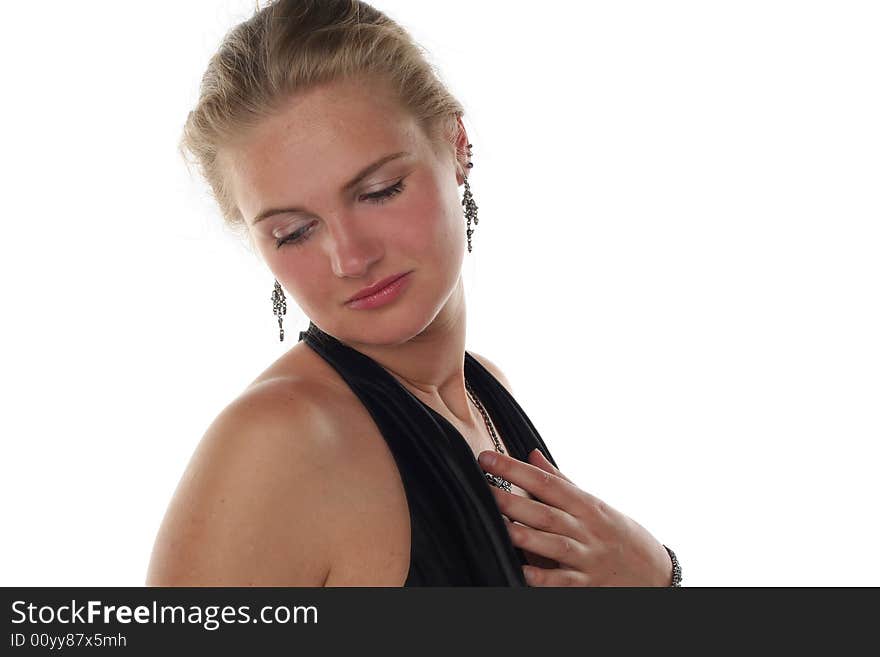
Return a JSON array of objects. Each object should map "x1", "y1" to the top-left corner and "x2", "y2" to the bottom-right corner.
[{"x1": 251, "y1": 151, "x2": 411, "y2": 225}]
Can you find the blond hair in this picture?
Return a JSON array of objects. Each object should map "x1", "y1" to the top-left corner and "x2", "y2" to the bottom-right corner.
[{"x1": 181, "y1": 0, "x2": 466, "y2": 239}]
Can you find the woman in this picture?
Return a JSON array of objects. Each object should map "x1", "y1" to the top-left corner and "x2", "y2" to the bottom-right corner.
[{"x1": 146, "y1": 0, "x2": 681, "y2": 587}]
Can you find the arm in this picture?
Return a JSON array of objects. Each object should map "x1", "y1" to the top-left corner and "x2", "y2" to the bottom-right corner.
[{"x1": 145, "y1": 379, "x2": 343, "y2": 586}]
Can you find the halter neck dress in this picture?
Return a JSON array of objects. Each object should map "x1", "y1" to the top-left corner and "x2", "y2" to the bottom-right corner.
[{"x1": 298, "y1": 321, "x2": 560, "y2": 586}]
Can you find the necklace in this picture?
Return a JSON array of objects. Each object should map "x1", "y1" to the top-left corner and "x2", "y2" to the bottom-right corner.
[{"x1": 465, "y1": 380, "x2": 513, "y2": 493}]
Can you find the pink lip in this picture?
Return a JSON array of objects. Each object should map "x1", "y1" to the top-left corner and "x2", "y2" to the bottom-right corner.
[{"x1": 345, "y1": 271, "x2": 412, "y2": 310}]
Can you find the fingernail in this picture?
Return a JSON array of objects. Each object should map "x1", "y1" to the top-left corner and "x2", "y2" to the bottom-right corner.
[{"x1": 478, "y1": 451, "x2": 496, "y2": 468}]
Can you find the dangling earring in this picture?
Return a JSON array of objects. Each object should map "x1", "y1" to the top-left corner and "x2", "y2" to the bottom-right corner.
[
  {"x1": 271, "y1": 279, "x2": 287, "y2": 342},
  {"x1": 462, "y1": 142, "x2": 479, "y2": 253}
]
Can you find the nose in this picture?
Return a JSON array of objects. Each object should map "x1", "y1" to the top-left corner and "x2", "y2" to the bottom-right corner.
[{"x1": 326, "y1": 219, "x2": 383, "y2": 279}]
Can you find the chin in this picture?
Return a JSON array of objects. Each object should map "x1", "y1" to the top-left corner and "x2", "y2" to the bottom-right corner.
[{"x1": 320, "y1": 308, "x2": 431, "y2": 346}]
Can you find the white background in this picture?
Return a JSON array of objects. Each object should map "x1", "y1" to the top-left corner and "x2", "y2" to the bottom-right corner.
[{"x1": 1, "y1": 1, "x2": 877, "y2": 586}]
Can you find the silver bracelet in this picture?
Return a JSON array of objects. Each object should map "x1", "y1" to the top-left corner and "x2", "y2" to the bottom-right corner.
[{"x1": 663, "y1": 544, "x2": 682, "y2": 587}]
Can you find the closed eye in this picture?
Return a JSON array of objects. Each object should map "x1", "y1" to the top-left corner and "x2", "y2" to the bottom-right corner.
[
  {"x1": 275, "y1": 178, "x2": 407, "y2": 249},
  {"x1": 360, "y1": 178, "x2": 406, "y2": 204}
]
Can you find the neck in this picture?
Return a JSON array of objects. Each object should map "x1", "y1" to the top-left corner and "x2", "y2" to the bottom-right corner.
[{"x1": 334, "y1": 277, "x2": 476, "y2": 426}]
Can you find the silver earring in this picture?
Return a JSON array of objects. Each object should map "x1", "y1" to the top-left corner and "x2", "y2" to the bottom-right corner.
[
  {"x1": 462, "y1": 143, "x2": 479, "y2": 253},
  {"x1": 271, "y1": 279, "x2": 287, "y2": 342}
]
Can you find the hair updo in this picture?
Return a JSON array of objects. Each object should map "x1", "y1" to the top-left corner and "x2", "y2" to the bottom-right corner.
[{"x1": 180, "y1": 0, "x2": 466, "y2": 240}]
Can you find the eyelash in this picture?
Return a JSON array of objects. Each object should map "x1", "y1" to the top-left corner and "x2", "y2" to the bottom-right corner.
[{"x1": 275, "y1": 179, "x2": 407, "y2": 249}]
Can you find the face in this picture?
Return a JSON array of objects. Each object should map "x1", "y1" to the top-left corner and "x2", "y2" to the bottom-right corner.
[{"x1": 220, "y1": 76, "x2": 469, "y2": 346}]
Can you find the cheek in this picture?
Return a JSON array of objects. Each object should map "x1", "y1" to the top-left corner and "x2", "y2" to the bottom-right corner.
[
  {"x1": 393, "y1": 183, "x2": 462, "y2": 257},
  {"x1": 263, "y1": 246, "x2": 328, "y2": 307}
]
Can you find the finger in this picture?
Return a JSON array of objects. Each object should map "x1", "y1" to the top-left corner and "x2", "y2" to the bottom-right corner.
[
  {"x1": 522, "y1": 565, "x2": 591, "y2": 587},
  {"x1": 479, "y1": 450, "x2": 586, "y2": 514},
  {"x1": 528, "y1": 448, "x2": 574, "y2": 484},
  {"x1": 492, "y1": 486, "x2": 580, "y2": 539},
  {"x1": 503, "y1": 516, "x2": 589, "y2": 569}
]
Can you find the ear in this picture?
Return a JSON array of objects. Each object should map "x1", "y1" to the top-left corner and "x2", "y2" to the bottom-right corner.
[{"x1": 453, "y1": 114, "x2": 471, "y2": 185}]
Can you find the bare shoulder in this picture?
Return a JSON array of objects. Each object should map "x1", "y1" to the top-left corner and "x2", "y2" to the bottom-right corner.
[
  {"x1": 146, "y1": 375, "x2": 351, "y2": 586},
  {"x1": 468, "y1": 351, "x2": 514, "y2": 395}
]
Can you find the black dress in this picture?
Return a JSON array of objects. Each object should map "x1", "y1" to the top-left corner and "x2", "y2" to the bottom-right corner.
[{"x1": 298, "y1": 321, "x2": 560, "y2": 586}]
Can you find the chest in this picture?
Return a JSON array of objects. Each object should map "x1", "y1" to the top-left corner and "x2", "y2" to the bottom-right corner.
[{"x1": 322, "y1": 396, "x2": 538, "y2": 586}]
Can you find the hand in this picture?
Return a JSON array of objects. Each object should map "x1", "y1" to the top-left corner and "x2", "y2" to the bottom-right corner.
[{"x1": 478, "y1": 448, "x2": 673, "y2": 587}]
